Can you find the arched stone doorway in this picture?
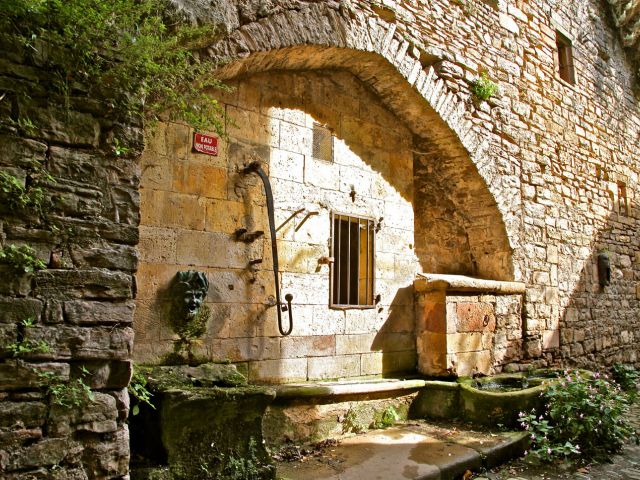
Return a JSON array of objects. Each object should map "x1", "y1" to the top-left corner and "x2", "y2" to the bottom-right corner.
[{"x1": 134, "y1": 4, "x2": 518, "y2": 382}]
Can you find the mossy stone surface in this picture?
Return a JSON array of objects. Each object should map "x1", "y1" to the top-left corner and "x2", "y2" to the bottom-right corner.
[
  {"x1": 409, "y1": 381, "x2": 461, "y2": 420},
  {"x1": 457, "y1": 376, "x2": 545, "y2": 427}
]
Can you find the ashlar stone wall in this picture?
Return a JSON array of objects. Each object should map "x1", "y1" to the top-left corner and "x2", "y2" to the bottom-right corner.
[{"x1": 136, "y1": 70, "x2": 421, "y2": 382}]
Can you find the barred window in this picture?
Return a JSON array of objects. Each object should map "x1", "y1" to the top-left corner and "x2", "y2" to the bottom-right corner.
[{"x1": 330, "y1": 213, "x2": 375, "y2": 308}]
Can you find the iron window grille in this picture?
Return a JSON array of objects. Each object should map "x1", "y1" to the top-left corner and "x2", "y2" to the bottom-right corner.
[
  {"x1": 556, "y1": 31, "x2": 575, "y2": 85},
  {"x1": 312, "y1": 122, "x2": 334, "y2": 162},
  {"x1": 330, "y1": 212, "x2": 375, "y2": 308}
]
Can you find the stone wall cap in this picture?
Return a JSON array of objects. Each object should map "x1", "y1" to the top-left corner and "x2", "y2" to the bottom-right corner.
[
  {"x1": 274, "y1": 378, "x2": 427, "y2": 398},
  {"x1": 414, "y1": 273, "x2": 526, "y2": 294}
]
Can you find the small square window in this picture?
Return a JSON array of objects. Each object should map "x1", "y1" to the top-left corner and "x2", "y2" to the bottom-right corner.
[
  {"x1": 312, "y1": 123, "x2": 333, "y2": 162},
  {"x1": 556, "y1": 31, "x2": 575, "y2": 84},
  {"x1": 330, "y1": 213, "x2": 375, "y2": 308}
]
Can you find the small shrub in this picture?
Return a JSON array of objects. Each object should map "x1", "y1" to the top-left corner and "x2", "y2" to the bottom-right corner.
[
  {"x1": 519, "y1": 370, "x2": 633, "y2": 462},
  {"x1": 471, "y1": 72, "x2": 499, "y2": 101},
  {"x1": 0, "y1": 244, "x2": 46, "y2": 273}
]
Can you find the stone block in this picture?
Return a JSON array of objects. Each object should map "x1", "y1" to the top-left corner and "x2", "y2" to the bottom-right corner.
[
  {"x1": 0, "y1": 401, "x2": 47, "y2": 428},
  {"x1": 204, "y1": 198, "x2": 250, "y2": 233},
  {"x1": 1, "y1": 437, "x2": 81, "y2": 472},
  {"x1": 64, "y1": 300, "x2": 134, "y2": 325},
  {"x1": 543, "y1": 329, "x2": 560, "y2": 350},
  {"x1": 69, "y1": 244, "x2": 138, "y2": 272},
  {"x1": 270, "y1": 149, "x2": 304, "y2": 182},
  {"x1": 49, "y1": 392, "x2": 118, "y2": 437},
  {"x1": 281, "y1": 335, "x2": 335, "y2": 358},
  {"x1": 0, "y1": 298, "x2": 43, "y2": 324},
  {"x1": 217, "y1": 336, "x2": 280, "y2": 362},
  {"x1": 0, "y1": 360, "x2": 69, "y2": 391},
  {"x1": 304, "y1": 157, "x2": 340, "y2": 190},
  {"x1": 335, "y1": 333, "x2": 377, "y2": 355},
  {"x1": 140, "y1": 189, "x2": 206, "y2": 230},
  {"x1": 455, "y1": 303, "x2": 496, "y2": 332},
  {"x1": 77, "y1": 361, "x2": 132, "y2": 389},
  {"x1": 417, "y1": 332, "x2": 446, "y2": 376},
  {"x1": 172, "y1": 163, "x2": 227, "y2": 199},
  {"x1": 279, "y1": 121, "x2": 312, "y2": 155},
  {"x1": 417, "y1": 299, "x2": 446, "y2": 333},
  {"x1": 34, "y1": 269, "x2": 132, "y2": 300},
  {"x1": 446, "y1": 332, "x2": 483, "y2": 354},
  {"x1": 80, "y1": 425, "x2": 129, "y2": 479},
  {"x1": 25, "y1": 326, "x2": 133, "y2": 361},
  {"x1": 249, "y1": 358, "x2": 307, "y2": 383},
  {"x1": 138, "y1": 226, "x2": 177, "y2": 264},
  {"x1": 450, "y1": 350, "x2": 492, "y2": 376},
  {"x1": 307, "y1": 355, "x2": 360, "y2": 380}
]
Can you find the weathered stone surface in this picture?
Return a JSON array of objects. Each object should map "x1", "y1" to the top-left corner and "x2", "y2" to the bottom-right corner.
[
  {"x1": 64, "y1": 300, "x2": 134, "y2": 325},
  {"x1": 0, "y1": 402, "x2": 47, "y2": 428},
  {"x1": 24, "y1": 326, "x2": 133, "y2": 360},
  {"x1": 1, "y1": 437, "x2": 83, "y2": 472},
  {"x1": 0, "y1": 361, "x2": 69, "y2": 391},
  {"x1": 69, "y1": 244, "x2": 138, "y2": 272},
  {"x1": 34, "y1": 269, "x2": 132, "y2": 300},
  {"x1": 80, "y1": 426, "x2": 130, "y2": 479},
  {"x1": 48, "y1": 392, "x2": 118, "y2": 437}
]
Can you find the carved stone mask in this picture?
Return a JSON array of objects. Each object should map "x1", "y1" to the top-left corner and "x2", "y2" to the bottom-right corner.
[{"x1": 173, "y1": 271, "x2": 209, "y2": 319}]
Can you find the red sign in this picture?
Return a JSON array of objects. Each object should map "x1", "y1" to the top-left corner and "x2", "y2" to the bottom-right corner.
[{"x1": 193, "y1": 133, "x2": 218, "y2": 156}]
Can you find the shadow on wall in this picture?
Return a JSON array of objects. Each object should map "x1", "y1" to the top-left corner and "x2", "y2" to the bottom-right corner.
[
  {"x1": 539, "y1": 183, "x2": 639, "y2": 370},
  {"x1": 371, "y1": 285, "x2": 418, "y2": 376}
]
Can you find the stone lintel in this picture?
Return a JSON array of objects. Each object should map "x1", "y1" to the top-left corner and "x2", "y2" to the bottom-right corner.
[{"x1": 414, "y1": 273, "x2": 526, "y2": 295}]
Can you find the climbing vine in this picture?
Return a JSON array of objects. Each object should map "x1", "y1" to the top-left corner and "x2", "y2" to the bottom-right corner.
[{"x1": 0, "y1": 0, "x2": 227, "y2": 135}]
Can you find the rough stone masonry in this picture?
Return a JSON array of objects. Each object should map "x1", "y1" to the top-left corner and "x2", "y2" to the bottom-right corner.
[{"x1": 1, "y1": 0, "x2": 640, "y2": 477}]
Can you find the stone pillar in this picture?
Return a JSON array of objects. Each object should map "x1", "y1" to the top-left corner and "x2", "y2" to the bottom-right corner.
[{"x1": 415, "y1": 274, "x2": 526, "y2": 377}]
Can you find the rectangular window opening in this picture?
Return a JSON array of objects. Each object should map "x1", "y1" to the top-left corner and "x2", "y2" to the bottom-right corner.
[
  {"x1": 618, "y1": 182, "x2": 629, "y2": 216},
  {"x1": 556, "y1": 31, "x2": 575, "y2": 85},
  {"x1": 331, "y1": 213, "x2": 375, "y2": 308},
  {"x1": 312, "y1": 122, "x2": 334, "y2": 162}
]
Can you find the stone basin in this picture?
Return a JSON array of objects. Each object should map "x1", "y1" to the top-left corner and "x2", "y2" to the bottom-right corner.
[
  {"x1": 130, "y1": 364, "x2": 276, "y2": 480},
  {"x1": 411, "y1": 371, "x2": 561, "y2": 428}
]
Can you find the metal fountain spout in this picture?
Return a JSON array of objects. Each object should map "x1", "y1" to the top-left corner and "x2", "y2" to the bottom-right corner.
[{"x1": 240, "y1": 161, "x2": 294, "y2": 336}]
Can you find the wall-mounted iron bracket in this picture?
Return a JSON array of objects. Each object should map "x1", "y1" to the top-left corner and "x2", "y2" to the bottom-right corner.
[{"x1": 234, "y1": 228, "x2": 264, "y2": 243}]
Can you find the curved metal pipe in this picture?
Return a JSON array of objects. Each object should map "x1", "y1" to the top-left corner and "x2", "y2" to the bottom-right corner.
[{"x1": 240, "y1": 161, "x2": 293, "y2": 336}]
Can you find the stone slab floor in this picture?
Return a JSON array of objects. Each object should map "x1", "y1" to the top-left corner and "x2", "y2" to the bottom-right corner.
[{"x1": 276, "y1": 421, "x2": 527, "y2": 480}]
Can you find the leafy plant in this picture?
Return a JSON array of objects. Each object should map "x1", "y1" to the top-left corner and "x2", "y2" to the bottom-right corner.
[
  {"x1": 0, "y1": 0, "x2": 228, "y2": 133},
  {"x1": 372, "y1": 405, "x2": 399, "y2": 429},
  {"x1": 0, "y1": 244, "x2": 46, "y2": 273},
  {"x1": 342, "y1": 407, "x2": 367, "y2": 434},
  {"x1": 0, "y1": 170, "x2": 46, "y2": 215},
  {"x1": 36, "y1": 366, "x2": 94, "y2": 408},
  {"x1": 217, "y1": 438, "x2": 264, "y2": 480},
  {"x1": 612, "y1": 363, "x2": 639, "y2": 393},
  {"x1": 471, "y1": 72, "x2": 499, "y2": 101},
  {"x1": 7, "y1": 317, "x2": 51, "y2": 357},
  {"x1": 519, "y1": 370, "x2": 633, "y2": 462},
  {"x1": 129, "y1": 367, "x2": 155, "y2": 415}
]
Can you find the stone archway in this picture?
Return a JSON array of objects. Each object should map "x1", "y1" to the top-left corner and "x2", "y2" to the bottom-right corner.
[{"x1": 200, "y1": 2, "x2": 515, "y2": 280}]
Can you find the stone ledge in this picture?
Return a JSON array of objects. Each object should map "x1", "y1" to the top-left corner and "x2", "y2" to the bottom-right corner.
[
  {"x1": 415, "y1": 273, "x2": 526, "y2": 295},
  {"x1": 274, "y1": 378, "x2": 427, "y2": 398}
]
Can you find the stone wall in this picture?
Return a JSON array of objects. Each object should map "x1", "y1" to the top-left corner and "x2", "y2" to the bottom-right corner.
[
  {"x1": 0, "y1": 40, "x2": 136, "y2": 478},
  {"x1": 136, "y1": 70, "x2": 420, "y2": 382},
  {"x1": 173, "y1": 0, "x2": 640, "y2": 369}
]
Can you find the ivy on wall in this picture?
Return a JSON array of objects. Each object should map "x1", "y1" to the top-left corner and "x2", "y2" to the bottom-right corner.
[{"x1": 0, "y1": 0, "x2": 227, "y2": 135}]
